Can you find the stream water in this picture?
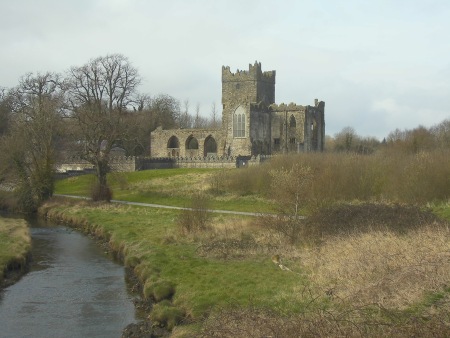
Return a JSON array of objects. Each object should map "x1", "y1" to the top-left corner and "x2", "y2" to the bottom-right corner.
[{"x1": 0, "y1": 217, "x2": 138, "y2": 338}]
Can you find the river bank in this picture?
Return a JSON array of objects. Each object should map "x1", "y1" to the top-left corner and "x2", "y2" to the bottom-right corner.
[
  {"x1": 0, "y1": 216, "x2": 31, "y2": 289},
  {"x1": 0, "y1": 218, "x2": 142, "y2": 338},
  {"x1": 36, "y1": 195, "x2": 450, "y2": 337},
  {"x1": 37, "y1": 200, "x2": 172, "y2": 337}
]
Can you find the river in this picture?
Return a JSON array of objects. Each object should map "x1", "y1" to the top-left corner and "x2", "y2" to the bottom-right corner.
[{"x1": 0, "y1": 217, "x2": 139, "y2": 338}]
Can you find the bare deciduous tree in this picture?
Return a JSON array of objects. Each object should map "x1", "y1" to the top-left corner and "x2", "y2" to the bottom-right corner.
[
  {"x1": 0, "y1": 87, "x2": 10, "y2": 136},
  {"x1": 261, "y1": 164, "x2": 314, "y2": 244},
  {"x1": 210, "y1": 102, "x2": 219, "y2": 128},
  {"x1": 129, "y1": 93, "x2": 181, "y2": 155},
  {"x1": 64, "y1": 54, "x2": 141, "y2": 201},
  {"x1": 0, "y1": 72, "x2": 64, "y2": 211}
]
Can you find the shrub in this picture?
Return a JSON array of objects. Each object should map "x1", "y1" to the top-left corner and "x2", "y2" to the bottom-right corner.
[
  {"x1": 144, "y1": 280, "x2": 176, "y2": 302},
  {"x1": 90, "y1": 182, "x2": 113, "y2": 202},
  {"x1": 16, "y1": 182, "x2": 38, "y2": 213},
  {"x1": 149, "y1": 300, "x2": 185, "y2": 330},
  {"x1": 178, "y1": 193, "x2": 211, "y2": 234},
  {"x1": 222, "y1": 151, "x2": 450, "y2": 207}
]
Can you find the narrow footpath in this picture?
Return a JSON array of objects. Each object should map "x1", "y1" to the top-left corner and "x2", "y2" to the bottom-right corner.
[{"x1": 54, "y1": 194, "x2": 267, "y2": 217}]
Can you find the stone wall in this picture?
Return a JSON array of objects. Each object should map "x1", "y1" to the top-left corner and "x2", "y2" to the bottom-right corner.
[
  {"x1": 150, "y1": 61, "x2": 325, "y2": 158},
  {"x1": 220, "y1": 62, "x2": 276, "y2": 157},
  {"x1": 56, "y1": 155, "x2": 271, "y2": 173},
  {"x1": 222, "y1": 61, "x2": 275, "y2": 107},
  {"x1": 139, "y1": 155, "x2": 268, "y2": 169},
  {"x1": 56, "y1": 157, "x2": 138, "y2": 173},
  {"x1": 150, "y1": 127, "x2": 225, "y2": 158}
]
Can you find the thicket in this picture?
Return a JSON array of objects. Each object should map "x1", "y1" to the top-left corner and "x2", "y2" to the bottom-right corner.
[
  {"x1": 207, "y1": 129, "x2": 450, "y2": 335},
  {"x1": 327, "y1": 119, "x2": 450, "y2": 154},
  {"x1": 217, "y1": 149, "x2": 450, "y2": 207},
  {"x1": 44, "y1": 164, "x2": 450, "y2": 335}
]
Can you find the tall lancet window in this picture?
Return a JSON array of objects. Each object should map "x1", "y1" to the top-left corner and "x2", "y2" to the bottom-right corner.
[
  {"x1": 289, "y1": 115, "x2": 296, "y2": 128},
  {"x1": 233, "y1": 106, "x2": 246, "y2": 138}
]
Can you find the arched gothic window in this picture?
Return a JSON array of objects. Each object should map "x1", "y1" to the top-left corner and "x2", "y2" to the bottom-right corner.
[
  {"x1": 185, "y1": 135, "x2": 199, "y2": 150},
  {"x1": 289, "y1": 115, "x2": 296, "y2": 128},
  {"x1": 233, "y1": 106, "x2": 246, "y2": 138},
  {"x1": 204, "y1": 135, "x2": 217, "y2": 157},
  {"x1": 167, "y1": 136, "x2": 180, "y2": 149}
]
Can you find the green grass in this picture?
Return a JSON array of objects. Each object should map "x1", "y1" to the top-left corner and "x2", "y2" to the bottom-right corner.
[
  {"x1": 0, "y1": 217, "x2": 31, "y2": 282},
  {"x1": 50, "y1": 164, "x2": 450, "y2": 334},
  {"x1": 433, "y1": 202, "x2": 450, "y2": 221},
  {"x1": 54, "y1": 168, "x2": 275, "y2": 213},
  {"x1": 44, "y1": 202, "x2": 310, "y2": 320}
]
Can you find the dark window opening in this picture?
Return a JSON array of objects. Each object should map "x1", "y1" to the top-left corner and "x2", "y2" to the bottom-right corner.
[
  {"x1": 186, "y1": 136, "x2": 199, "y2": 150},
  {"x1": 289, "y1": 115, "x2": 296, "y2": 128}
]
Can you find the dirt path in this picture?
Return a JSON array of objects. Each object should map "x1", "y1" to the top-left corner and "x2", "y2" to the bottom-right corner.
[{"x1": 54, "y1": 194, "x2": 266, "y2": 216}]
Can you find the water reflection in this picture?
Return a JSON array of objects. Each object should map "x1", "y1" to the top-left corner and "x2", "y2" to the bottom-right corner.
[{"x1": 0, "y1": 218, "x2": 138, "y2": 338}]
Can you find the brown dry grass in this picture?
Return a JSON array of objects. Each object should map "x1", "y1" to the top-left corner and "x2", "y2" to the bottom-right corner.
[
  {"x1": 221, "y1": 151, "x2": 450, "y2": 205},
  {"x1": 0, "y1": 217, "x2": 31, "y2": 282},
  {"x1": 298, "y1": 226, "x2": 450, "y2": 308},
  {"x1": 194, "y1": 203, "x2": 450, "y2": 337},
  {"x1": 200, "y1": 299, "x2": 450, "y2": 338},
  {"x1": 192, "y1": 216, "x2": 301, "y2": 261},
  {"x1": 130, "y1": 172, "x2": 214, "y2": 196}
]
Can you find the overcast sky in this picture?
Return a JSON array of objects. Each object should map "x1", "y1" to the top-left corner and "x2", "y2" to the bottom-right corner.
[{"x1": 1, "y1": 0, "x2": 449, "y2": 139}]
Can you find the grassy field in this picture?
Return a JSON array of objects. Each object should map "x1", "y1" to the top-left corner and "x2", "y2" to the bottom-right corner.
[
  {"x1": 55, "y1": 168, "x2": 275, "y2": 213},
  {"x1": 0, "y1": 216, "x2": 31, "y2": 285},
  {"x1": 40, "y1": 199, "x2": 312, "y2": 330},
  {"x1": 50, "y1": 163, "x2": 450, "y2": 336}
]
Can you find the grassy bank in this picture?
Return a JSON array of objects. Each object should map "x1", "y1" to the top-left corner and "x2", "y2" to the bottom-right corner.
[
  {"x1": 41, "y1": 197, "x2": 450, "y2": 336},
  {"x1": 55, "y1": 168, "x2": 275, "y2": 213},
  {"x1": 0, "y1": 216, "x2": 31, "y2": 286},
  {"x1": 40, "y1": 198, "x2": 312, "y2": 332},
  {"x1": 50, "y1": 159, "x2": 450, "y2": 336}
]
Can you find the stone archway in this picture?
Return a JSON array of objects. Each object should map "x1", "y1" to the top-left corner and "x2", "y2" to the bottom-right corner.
[
  {"x1": 167, "y1": 136, "x2": 180, "y2": 157},
  {"x1": 204, "y1": 135, "x2": 217, "y2": 157},
  {"x1": 185, "y1": 135, "x2": 199, "y2": 157}
]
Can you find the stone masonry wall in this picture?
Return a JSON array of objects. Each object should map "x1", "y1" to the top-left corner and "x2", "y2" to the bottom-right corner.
[
  {"x1": 150, "y1": 61, "x2": 324, "y2": 158},
  {"x1": 150, "y1": 127, "x2": 225, "y2": 158}
]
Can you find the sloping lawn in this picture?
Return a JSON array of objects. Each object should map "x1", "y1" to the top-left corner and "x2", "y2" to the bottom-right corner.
[{"x1": 55, "y1": 168, "x2": 275, "y2": 213}]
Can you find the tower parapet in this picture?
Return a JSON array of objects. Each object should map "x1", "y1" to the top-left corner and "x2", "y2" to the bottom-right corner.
[
  {"x1": 269, "y1": 102, "x2": 306, "y2": 112},
  {"x1": 222, "y1": 61, "x2": 276, "y2": 106},
  {"x1": 222, "y1": 61, "x2": 276, "y2": 85}
]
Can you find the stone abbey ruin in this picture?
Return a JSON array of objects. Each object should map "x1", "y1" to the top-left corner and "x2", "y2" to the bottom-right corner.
[
  {"x1": 150, "y1": 61, "x2": 325, "y2": 159},
  {"x1": 57, "y1": 62, "x2": 326, "y2": 173}
]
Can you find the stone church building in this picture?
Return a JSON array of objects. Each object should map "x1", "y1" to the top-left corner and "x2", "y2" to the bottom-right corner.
[{"x1": 150, "y1": 61, "x2": 325, "y2": 158}]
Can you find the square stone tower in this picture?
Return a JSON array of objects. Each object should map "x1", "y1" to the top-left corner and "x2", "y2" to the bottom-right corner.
[
  {"x1": 149, "y1": 61, "x2": 324, "y2": 160},
  {"x1": 221, "y1": 61, "x2": 276, "y2": 156}
]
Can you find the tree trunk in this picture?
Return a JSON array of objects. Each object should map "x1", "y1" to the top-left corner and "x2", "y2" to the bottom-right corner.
[{"x1": 93, "y1": 159, "x2": 111, "y2": 201}]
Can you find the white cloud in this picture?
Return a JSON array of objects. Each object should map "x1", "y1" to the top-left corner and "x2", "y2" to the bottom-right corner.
[{"x1": 1, "y1": 0, "x2": 449, "y2": 137}]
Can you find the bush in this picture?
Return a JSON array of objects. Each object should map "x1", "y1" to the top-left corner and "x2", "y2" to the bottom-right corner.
[
  {"x1": 90, "y1": 182, "x2": 113, "y2": 202},
  {"x1": 221, "y1": 151, "x2": 450, "y2": 207},
  {"x1": 144, "y1": 280, "x2": 176, "y2": 302},
  {"x1": 16, "y1": 182, "x2": 38, "y2": 213},
  {"x1": 178, "y1": 193, "x2": 211, "y2": 234},
  {"x1": 305, "y1": 202, "x2": 446, "y2": 237},
  {"x1": 149, "y1": 300, "x2": 185, "y2": 330}
]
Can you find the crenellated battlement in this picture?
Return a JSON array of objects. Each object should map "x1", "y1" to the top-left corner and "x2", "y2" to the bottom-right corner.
[
  {"x1": 269, "y1": 102, "x2": 306, "y2": 112},
  {"x1": 150, "y1": 61, "x2": 324, "y2": 158},
  {"x1": 222, "y1": 61, "x2": 275, "y2": 84}
]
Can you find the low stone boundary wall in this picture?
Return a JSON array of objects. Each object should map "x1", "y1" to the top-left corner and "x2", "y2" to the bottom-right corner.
[{"x1": 56, "y1": 155, "x2": 272, "y2": 173}]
